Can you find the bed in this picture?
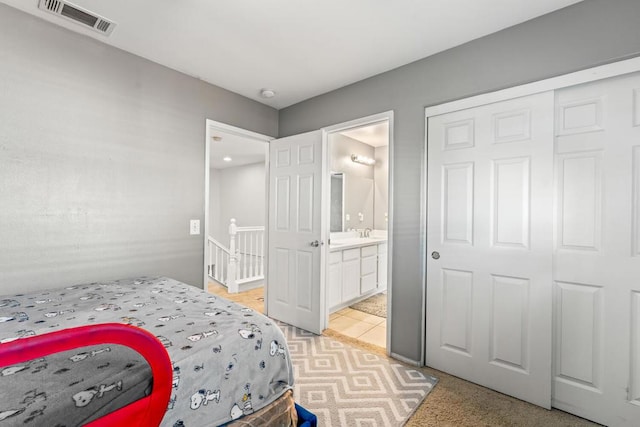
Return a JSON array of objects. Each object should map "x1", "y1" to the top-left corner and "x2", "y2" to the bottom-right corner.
[{"x1": 0, "y1": 276, "x2": 297, "y2": 426}]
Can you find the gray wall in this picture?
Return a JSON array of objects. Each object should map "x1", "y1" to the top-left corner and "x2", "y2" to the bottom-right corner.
[
  {"x1": 279, "y1": 0, "x2": 640, "y2": 363},
  {"x1": 209, "y1": 162, "x2": 266, "y2": 245},
  {"x1": 0, "y1": 4, "x2": 278, "y2": 294}
]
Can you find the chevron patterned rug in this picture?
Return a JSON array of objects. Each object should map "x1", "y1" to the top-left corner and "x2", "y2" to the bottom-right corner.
[{"x1": 279, "y1": 323, "x2": 438, "y2": 426}]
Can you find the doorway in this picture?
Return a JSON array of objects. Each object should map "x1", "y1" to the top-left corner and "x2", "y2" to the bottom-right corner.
[
  {"x1": 323, "y1": 112, "x2": 393, "y2": 352},
  {"x1": 203, "y1": 112, "x2": 394, "y2": 350},
  {"x1": 204, "y1": 120, "x2": 271, "y2": 311}
]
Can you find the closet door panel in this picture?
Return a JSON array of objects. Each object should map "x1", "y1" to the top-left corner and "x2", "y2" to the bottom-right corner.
[
  {"x1": 553, "y1": 72, "x2": 640, "y2": 427},
  {"x1": 426, "y1": 91, "x2": 554, "y2": 408}
]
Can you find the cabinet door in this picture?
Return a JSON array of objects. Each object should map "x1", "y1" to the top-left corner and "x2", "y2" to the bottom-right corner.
[
  {"x1": 328, "y1": 255, "x2": 342, "y2": 310},
  {"x1": 342, "y1": 258, "x2": 360, "y2": 301},
  {"x1": 361, "y1": 254, "x2": 377, "y2": 294},
  {"x1": 361, "y1": 272, "x2": 377, "y2": 294}
]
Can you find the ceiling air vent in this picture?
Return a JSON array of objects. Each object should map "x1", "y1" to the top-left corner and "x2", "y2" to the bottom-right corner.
[{"x1": 38, "y1": 0, "x2": 116, "y2": 36}]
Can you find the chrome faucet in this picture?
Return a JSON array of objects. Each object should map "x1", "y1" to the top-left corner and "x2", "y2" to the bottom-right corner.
[{"x1": 364, "y1": 228, "x2": 372, "y2": 238}]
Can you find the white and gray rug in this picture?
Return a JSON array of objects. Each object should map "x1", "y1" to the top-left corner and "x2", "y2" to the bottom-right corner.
[{"x1": 279, "y1": 323, "x2": 438, "y2": 426}]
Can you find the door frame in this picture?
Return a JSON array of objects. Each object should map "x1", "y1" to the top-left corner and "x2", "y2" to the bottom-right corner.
[
  {"x1": 323, "y1": 110, "x2": 394, "y2": 354},
  {"x1": 203, "y1": 119, "x2": 273, "y2": 299},
  {"x1": 422, "y1": 56, "x2": 640, "y2": 363}
]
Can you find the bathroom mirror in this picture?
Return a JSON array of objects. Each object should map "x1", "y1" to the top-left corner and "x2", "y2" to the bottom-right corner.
[
  {"x1": 330, "y1": 172, "x2": 375, "y2": 231},
  {"x1": 344, "y1": 175, "x2": 374, "y2": 230}
]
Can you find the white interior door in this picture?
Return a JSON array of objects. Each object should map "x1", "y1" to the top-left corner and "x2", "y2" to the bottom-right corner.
[
  {"x1": 426, "y1": 92, "x2": 554, "y2": 408},
  {"x1": 552, "y1": 72, "x2": 640, "y2": 426},
  {"x1": 268, "y1": 130, "x2": 325, "y2": 335}
]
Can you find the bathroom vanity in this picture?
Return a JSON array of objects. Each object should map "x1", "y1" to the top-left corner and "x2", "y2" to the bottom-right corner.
[{"x1": 327, "y1": 236, "x2": 387, "y2": 312}]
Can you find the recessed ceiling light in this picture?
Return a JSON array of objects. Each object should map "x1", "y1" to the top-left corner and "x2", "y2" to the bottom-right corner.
[
  {"x1": 223, "y1": 156, "x2": 232, "y2": 162},
  {"x1": 260, "y1": 88, "x2": 276, "y2": 98}
]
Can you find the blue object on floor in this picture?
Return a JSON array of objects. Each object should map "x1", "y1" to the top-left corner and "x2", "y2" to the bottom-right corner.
[{"x1": 295, "y1": 403, "x2": 317, "y2": 427}]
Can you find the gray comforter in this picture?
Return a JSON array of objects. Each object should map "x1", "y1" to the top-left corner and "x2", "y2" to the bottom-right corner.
[{"x1": 0, "y1": 277, "x2": 294, "y2": 426}]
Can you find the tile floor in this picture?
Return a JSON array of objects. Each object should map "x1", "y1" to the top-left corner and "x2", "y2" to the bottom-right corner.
[
  {"x1": 208, "y1": 282, "x2": 387, "y2": 349},
  {"x1": 329, "y1": 307, "x2": 387, "y2": 348}
]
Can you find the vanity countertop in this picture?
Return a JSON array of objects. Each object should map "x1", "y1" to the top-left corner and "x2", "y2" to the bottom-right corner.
[{"x1": 329, "y1": 237, "x2": 387, "y2": 251}]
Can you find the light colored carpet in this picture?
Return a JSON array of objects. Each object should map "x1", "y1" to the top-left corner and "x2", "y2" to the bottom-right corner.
[
  {"x1": 279, "y1": 322, "x2": 437, "y2": 426},
  {"x1": 350, "y1": 292, "x2": 387, "y2": 318}
]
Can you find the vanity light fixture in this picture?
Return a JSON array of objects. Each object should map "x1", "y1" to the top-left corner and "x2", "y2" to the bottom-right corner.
[{"x1": 350, "y1": 154, "x2": 376, "y2": 166}]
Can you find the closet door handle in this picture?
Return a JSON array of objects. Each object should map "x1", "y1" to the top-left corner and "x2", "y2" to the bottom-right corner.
[
  {"x1": 310, "y1": 240, "x2": 320, "y2": 247},
  {"x1": 431, "y1": 251, "x2": 440, "y2": 260}
]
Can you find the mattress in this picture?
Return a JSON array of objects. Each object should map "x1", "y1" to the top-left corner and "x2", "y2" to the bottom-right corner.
[
  {"x1": 0, "y1": 277, "x2": 294, "y2": 426},
  {"x1": 226, "y1": 389, "x2": 297, "y2": 427}
]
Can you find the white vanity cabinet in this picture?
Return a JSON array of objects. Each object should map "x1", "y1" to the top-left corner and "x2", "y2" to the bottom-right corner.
[
  {"x1": 360, "y1": 245, "x2": 377, "y2": 294},
  {"x1": 328, "y1": 241, "x2": 387, "y2": 312},
  {"x1": 327, "y1": 251, "x2": 343, "y2": 309},
  {"x1": 341, "y1": 248, "x2": 361, "y2": 302}
]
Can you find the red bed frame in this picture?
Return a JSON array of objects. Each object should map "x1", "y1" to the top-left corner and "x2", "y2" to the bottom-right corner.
[{"x1": 0, "y1": 323, "x2": 172, "y2": 427}]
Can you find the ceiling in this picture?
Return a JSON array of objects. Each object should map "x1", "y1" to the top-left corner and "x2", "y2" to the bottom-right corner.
[
  {"x1": 340, "y1": 122, "x2": 389, "y2": 148},
  {"x1": 209, "y1": 130, "x2": 267, "y2": 170},
  {"x1": 1, "y1": 0, "x2": 582, "y2": 109}
]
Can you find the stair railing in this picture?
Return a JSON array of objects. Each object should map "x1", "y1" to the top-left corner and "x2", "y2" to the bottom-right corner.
[
  {"x1": 208, "y1": 218, "x2": 265, "y2": 293},
  {"x1": 208, "y1": 236, "x2": 231, "y2": 285}
]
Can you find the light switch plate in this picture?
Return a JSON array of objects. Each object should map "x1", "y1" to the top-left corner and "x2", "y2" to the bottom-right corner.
[{"x1": 190, "y1": 219, "x2": 200, "y2": 235}]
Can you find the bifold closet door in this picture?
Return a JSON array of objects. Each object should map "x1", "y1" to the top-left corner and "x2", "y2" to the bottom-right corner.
[
  {"x1": 426, "y1": 92, "x2": 554, "y2": 408},
  {"x1": 552, "y1": 72, "x2": 640, "y2": 426}
]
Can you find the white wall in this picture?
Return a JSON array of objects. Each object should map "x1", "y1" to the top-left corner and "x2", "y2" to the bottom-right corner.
[
  {"x1": 209, "y1": 168, "x2": 223, "y2": 242},
  {"x1": 329, "y1": 134, "x2": 388, "y2": 230},
  {"x1": 209, "y1": 162, "x2": 266, "y2": 245},
  {"x1": 330, "y1": 134, "x2": 376, "y2": 229},
  {"x1": 329, "y1": 134, "x2": 374, "y2": 179}
]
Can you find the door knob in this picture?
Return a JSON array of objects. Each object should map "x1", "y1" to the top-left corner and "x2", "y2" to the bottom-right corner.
[
  {"x1": 310, "y1": 240, "x2": 320, "y2": 247},
  {"x1": 431, "y1": 251, "x2": 440, "y2": 260}
]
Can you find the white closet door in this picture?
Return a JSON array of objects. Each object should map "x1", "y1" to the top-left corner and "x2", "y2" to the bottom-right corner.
[
  {"x1": 426, "y1": 92, "x2": 554, "y2": 408},
  {"x1": 553, "y1": 72, "x2": 640, "y2": 426}
]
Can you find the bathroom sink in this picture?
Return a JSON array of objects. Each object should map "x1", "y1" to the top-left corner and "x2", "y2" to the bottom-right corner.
[{"x1": 329, "y1": 237, "x2": 387, "y2": 249}]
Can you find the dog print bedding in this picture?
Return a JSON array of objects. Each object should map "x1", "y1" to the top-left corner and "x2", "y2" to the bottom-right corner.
[{"x1": 0, "y1": 277, "x2": 294, "y2": 426}]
